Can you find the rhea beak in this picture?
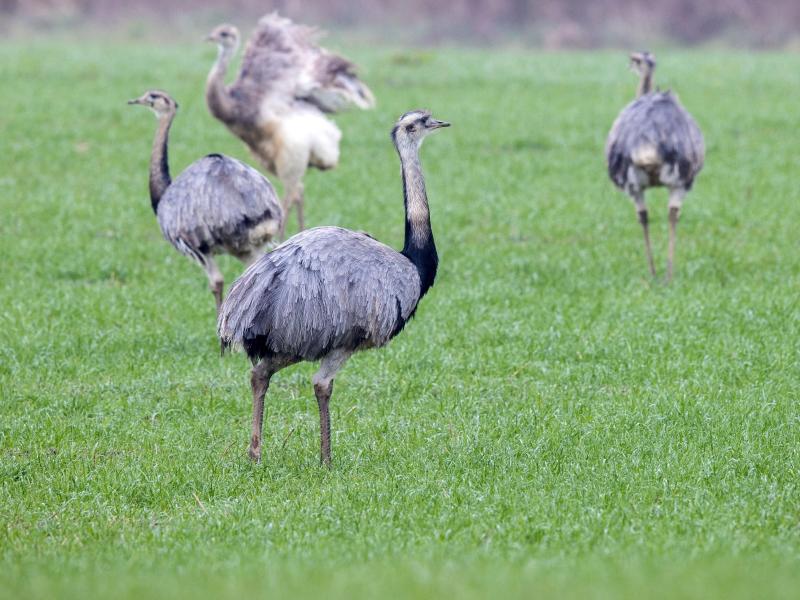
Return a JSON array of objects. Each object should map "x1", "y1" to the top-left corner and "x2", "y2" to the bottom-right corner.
[
  {"x1": 205, "y1": 34, "x2": 215, "y2": 42},
  {"x1": 429, "y1": 119, "x2": 451, "y2": 129},
  {"x1": 127, "y1": 97, "x2": 144, "y2": 105}
]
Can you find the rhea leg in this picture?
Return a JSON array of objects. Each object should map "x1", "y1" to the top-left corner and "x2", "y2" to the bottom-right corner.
[
  {"x1": 294, "y1": 182, "x2": 305, "y2": 232},
  {"x1": 200, "y1": 257, "x2": 226, "y2": 354},
  {"x1": 278, "y1": 191, "x2": 290, "y2": 241},
  {"x1": 279, "y1": 182, "x2": 305, "y2": 239},
  {"x1": 667, "y1": 188, "x2": 686, "y2": 282},
  {"x1": 275, "y1": 152, "x2": 307, "y2": 240},
  {"x1": 632, "y1": 192, "x2": 656, "y2": 278},
  {"x1": 202, "y1": 256, "x2": 224, "y2": 314},
  {"x1": 248, "y1": 357, "x2": 295, "y2": 462},
  {"x1": 312, "y1": 349, "x2": 352, "y2": 467}
]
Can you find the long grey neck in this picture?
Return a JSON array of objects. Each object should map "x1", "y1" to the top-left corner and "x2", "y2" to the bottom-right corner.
[
  {"x1": 637, "y1": 69, "x2": 653, "y2": 97},
  {"x1": 206, "y1": 47, "x2": 236, "y2": 123},
  {"x1": 149, "y1": 113, "x2": 174, "y2": 213},
  {"x1": 398, "y1": 141, "x2": 438, "y2": 297}
]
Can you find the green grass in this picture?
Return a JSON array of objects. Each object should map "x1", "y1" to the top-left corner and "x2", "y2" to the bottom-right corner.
[{"x1": 1, "y1": 40, "x2": 799, "y2": 598}]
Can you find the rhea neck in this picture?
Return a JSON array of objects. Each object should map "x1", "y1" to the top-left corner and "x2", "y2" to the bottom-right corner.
[
  {"x1": 637, "y1": 67, "x2": 654, "y2": 97},
  {"x1": 396, "y1": 136, "x2": 438, "y2": 297},
  {"x1": 206, "y1": 45, "x2": 237, "y2": 123},
  {"x1": 149, "y1": 111, "x2": 174, "y2": 213}
]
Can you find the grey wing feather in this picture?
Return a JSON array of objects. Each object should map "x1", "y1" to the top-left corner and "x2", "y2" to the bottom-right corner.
[
  {"x1": 157, "y1": 155, "x2": 282, "y2": 259},
  {"x1": 233, "y1": 13, "x2": 375, "y2": 113},
  {"x1": 218, "y1": 226, "x2": 421, "y2": 361},
  {"x1": 606, "y1": 91, "x2": 705, "y2": 190}
]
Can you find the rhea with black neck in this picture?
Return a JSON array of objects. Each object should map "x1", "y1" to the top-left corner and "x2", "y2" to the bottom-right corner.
[
  {"x1": 217, "y1": 109, "x2": 450, "y2": 467},
  {"x1": 392, "y1": 110, "x2": 449, "y2": 297}
]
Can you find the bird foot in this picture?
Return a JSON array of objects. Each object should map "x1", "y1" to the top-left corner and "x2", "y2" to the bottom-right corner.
[{"x1": 247, "y1": 445, "x2": 261, "y2": 463}]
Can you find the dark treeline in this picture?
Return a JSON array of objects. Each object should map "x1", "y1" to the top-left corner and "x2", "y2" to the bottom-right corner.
[{"x1": 4, "y1": 0, "x2": 800, "y2": 47}]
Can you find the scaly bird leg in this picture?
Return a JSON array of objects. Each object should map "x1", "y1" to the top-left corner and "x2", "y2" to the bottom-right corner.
[
  {"x1": 667, "y1": 206, "x2": 680, "y2": 283},
  {"x1": 633, "y1": 193, "x2": 656, "y2": 278},
  {"x1": 666, "y1": 189, "x2": 686, "y2": 283},
  {"x1": 312, "y1": 350, "x2": 352, "y2": 467},
  {"x1": 202, "y1": 256, "x2": 224, "y2": 313},
  {"x1": 202, "y1": 256, "x2": 225, "y2": 353},
  {"x1": 212, "y1": 281, "x2": 224, "y2": 314},
  {"x1": 295, "y1": 183, "x2": 305, "y2": 232},
  {"x1": 248, "y1": 360, "x2": 272, "y2": 463},
  {"x1": 639, "y1": 209, "x2": 656, "y2": 278},
  {"x1": 315, "y1": 382, "x2": 332, "y2": 467},
  {"x1": 277, "y1": 187, "x2": 294, "y2": 242},
  {"x1": 213, "y1": 280, "x2": 225, "y2": 356},
  {"x1": 247, "y1": 357, "x2": 296, "y2": 462},
  {"x1": 278, "y1": 201, "x2": 289, "y2": 242}
]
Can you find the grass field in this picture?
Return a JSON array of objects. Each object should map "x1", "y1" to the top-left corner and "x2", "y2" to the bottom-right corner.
[{"x1": 1, "y1": 39, "x2": 799, "y2": 598}]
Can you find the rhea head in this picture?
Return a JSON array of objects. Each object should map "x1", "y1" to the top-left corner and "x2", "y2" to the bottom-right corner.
[
  {"x1": 629, "y1": 51, "x2": 656, "y2": 76},
  {"x1": 391, "y1": 110, "x2": 450, "y2": 153},
  {"x1": 128, "y1": 90, "x2": 178, "y2": 119},
  {"x1": 206, "y1": 24, "x2": 240, "y2": 53}
]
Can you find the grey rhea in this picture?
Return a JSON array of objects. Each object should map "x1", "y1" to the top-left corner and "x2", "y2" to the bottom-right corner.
[
  {"x1": 128, "y1": 90, "x2": 283, "y2": 318},
  {"x1": 218, "y1": 110, "x2": 450, "y2": 466},
  {"x1": 605, "y1": 52, "x2": 705, "y2": 280},
  {"x1": 205, "y1": 13, "x2": 376, "y2": 238}
]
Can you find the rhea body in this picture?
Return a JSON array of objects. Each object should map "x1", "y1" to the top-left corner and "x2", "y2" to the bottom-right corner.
[
  {"x1": 218, "y1": 110, "x2": 449, "y2": 466},
  {"x1": 605, "y1": 52, "x2": 705, "y2": 280},
  {"x1": 205, "y1": 13, "x2": 376, "y2": 237},
  {"x1": 128, "y1": 90, "x2": 283, "y2": 313}
]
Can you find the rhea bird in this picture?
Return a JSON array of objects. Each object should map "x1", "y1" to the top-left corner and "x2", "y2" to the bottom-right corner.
[
  {"x1": 128, "y1": 90, "x2": 283, "y2": 314},
  {"x1": 605, "y1": 51, "x2": 705, "y2": 280},
  {"x1": 218, "y1": 110, "x2": 449, "y2": 466},
  {"x1": 205, "y1": 13, "x2": 376, "y2": 237}
]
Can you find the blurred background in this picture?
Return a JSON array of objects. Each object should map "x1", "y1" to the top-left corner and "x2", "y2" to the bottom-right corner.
[{"x1": 3, "y1": 0, "x2": 800, "y2": 47}]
